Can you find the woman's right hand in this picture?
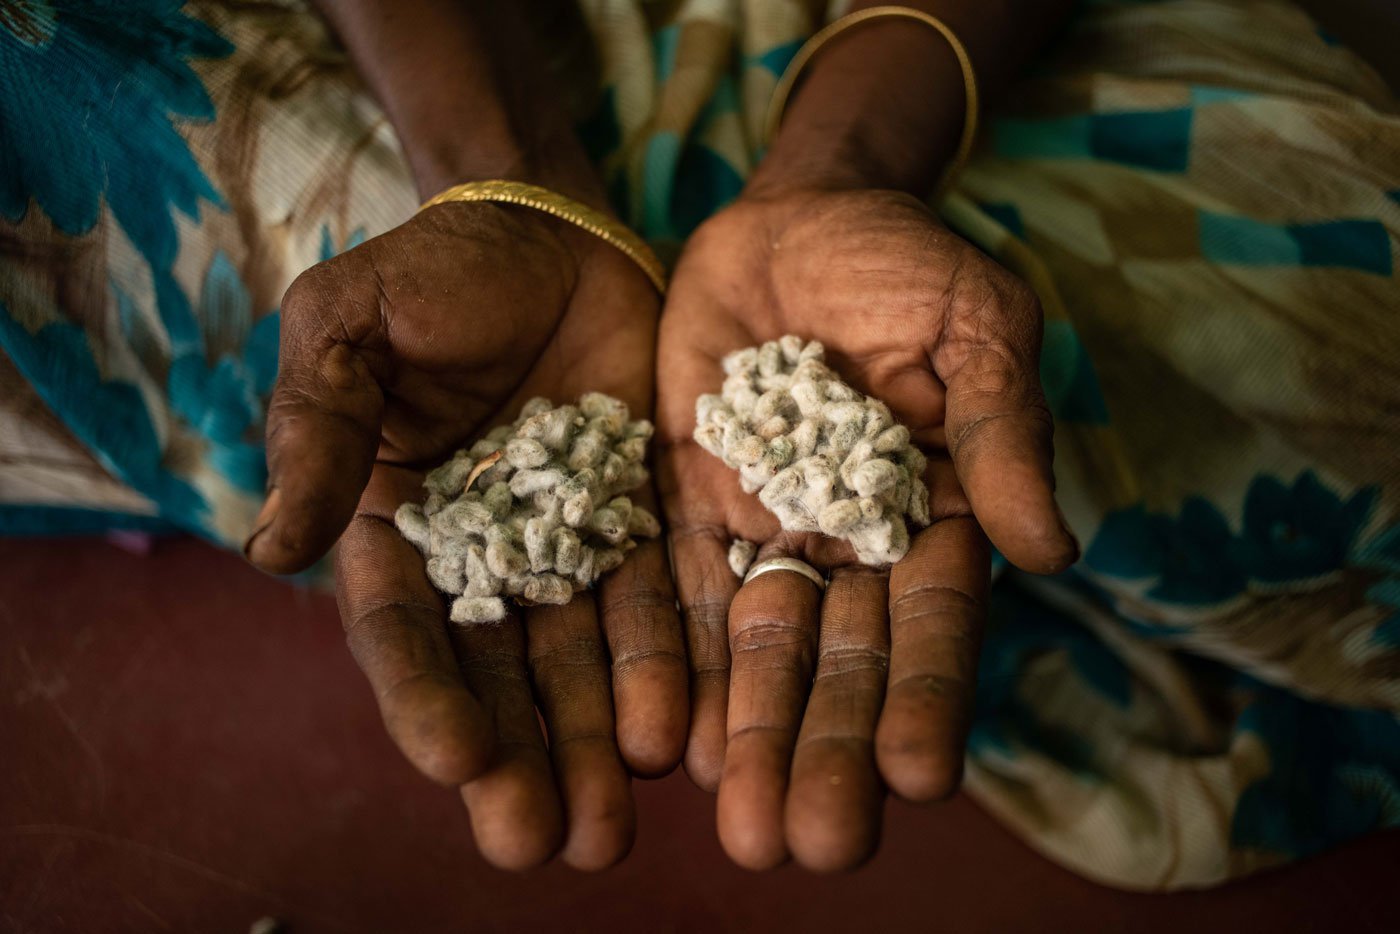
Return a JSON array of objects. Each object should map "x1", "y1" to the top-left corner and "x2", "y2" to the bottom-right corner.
[
  {"x1": 655, "y1": 185, "x2": 1077, "y2": 871},
  {"x1": 245, "y1": 196, "x2": 687, "y2": 871}
]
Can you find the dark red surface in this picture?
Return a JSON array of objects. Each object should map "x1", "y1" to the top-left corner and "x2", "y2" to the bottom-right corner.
[{"x1": 2, "y1": 537, "x2": 1397, "y2": 933}]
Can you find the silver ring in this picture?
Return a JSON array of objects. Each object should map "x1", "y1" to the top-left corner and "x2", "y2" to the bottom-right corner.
[{"x1": 743, "y1": 557, "x2": 827, "y2": 591}]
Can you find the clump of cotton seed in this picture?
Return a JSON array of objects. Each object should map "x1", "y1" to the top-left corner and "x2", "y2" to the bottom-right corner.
[
  {"x1": 728, "y1": 539, "x2": 758, "y2": 578},
  {"x1": 395, "y1": 394, "x2": 660, "y2": 624},
  {"x1": 694, "y1": 337, "x2": 932, "y2": 566}
]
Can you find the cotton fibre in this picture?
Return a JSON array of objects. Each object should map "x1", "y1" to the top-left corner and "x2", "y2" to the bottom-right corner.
[
  {"x1": 396, "y1": 394, "x2": 660, "y2": 624},
  {"x1": 694, "y1": 336, "x2": 932, "y2": 566}
]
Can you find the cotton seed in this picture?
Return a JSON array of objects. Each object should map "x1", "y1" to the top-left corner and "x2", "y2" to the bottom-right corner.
[
  {"x1": 568, "y1": 430, "x2": 609, "y2": 470},
  {"x1": 483, "y1": 482, "x2": 513, "y2": 520},
  {"x1": 826, "y1": 383, "x2": 860, "y2": 403},
  {"x1": 851, "y1": 459, "x2": 900, "y2": 497},
  {"x1": 510, "y1": 467, "x2": 565, "y2": 497},
  {"x1": 395, "y1": 503, "x2": 429, "y2": 551},
  {"x1": 486, "y1": 540, "x2": 528, "y2": 578},
  {"x1": 552, "y1": 527, "x2": 581, "y2": 574},
  {"x1": 573, "y1": 546, "x2": 596, "y2": 585},
  {"x1": 614, "y1": 436, "x2": 647, "y2": 463},
  {"x1": 425, "y1": 456, "x2": 475, "y2": 497},
  {"x1": 874, "y1": 425, "x2": 910, "y2": 453},
  {"x1": 524, "y1": 573, "x2": 572, "y2": 606},
  {"x1": 426, "y1": 554, "x2": 465, "y2": 593},
  {"x1": 590, "y1": 507, "x2": 628, "y2": 545},
  {"x1": 451, "y1": 596, "x2": 507, "y2": 625},
  {"x1": 524, "y1": 517, "x2": 553, "y2": 573},
  {"x1": 757, "y1": 415, "x2": 789, "y2": 440},
  {"x1": 728, "y1": 539, "x2": 757, "y2": 577},
  {"x1": 563, "y1": 490, "x2": 593, "y2": 527},
  {"x1": 819, "y1": 499, "x2": 862, "y2": 536},
  {"x1": 600, "y1": 452, "x2": 626, "y2": 485},
  {"x1": 505, "y1": 437, "x2": 550, "y2": 469}
]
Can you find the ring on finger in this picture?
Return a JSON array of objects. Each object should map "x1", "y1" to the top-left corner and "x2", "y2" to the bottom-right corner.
[{"x1": 743, "y1": 556, "x2": 827, "y2": 592}]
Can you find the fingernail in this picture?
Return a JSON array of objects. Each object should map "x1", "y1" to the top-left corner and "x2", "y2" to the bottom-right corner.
[{"x1": 243, "y1": 486, "x2": 281, "y2": 559}]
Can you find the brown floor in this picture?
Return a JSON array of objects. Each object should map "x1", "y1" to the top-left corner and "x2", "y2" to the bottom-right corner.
[{"x1": 2, "y1": 537, "x2": 1396, "y2": 933}]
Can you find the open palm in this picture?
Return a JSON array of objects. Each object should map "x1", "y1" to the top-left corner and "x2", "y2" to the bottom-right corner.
[
  {"x1": 247, "y1": 202, "x2": 686, "y2": 870},
  {"x1": 656, "y1": 188, "x2": 1078, "y2": 870}
]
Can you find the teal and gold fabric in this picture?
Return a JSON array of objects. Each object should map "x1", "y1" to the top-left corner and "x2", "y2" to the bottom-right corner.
[{"x1": 2, "y1": 0, "x2": 1397, "y2": 889}]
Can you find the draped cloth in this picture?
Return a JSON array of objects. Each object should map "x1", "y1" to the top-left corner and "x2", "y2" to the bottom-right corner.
[{"x1": 2, "y1": 0, "x2": 1397, "y2": 889}]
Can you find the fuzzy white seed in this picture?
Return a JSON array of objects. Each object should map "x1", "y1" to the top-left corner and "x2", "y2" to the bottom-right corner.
[
  {"x1": 510, "y1": 467, "x2": 565, "y2": 498},
  {"x1": 505, "y1": 437, "x2": 550, "y2": 469},
  {"x1": 485, "y1": 539, "x2": 528, "y2": 578},
  {"x1": 483, "y1": 482, "x2": 513, "y2": 520},
  {"x1": 524, "y1": 573, "x2": 573, "y2": 606},
  {"x1": 728, "y1": 539, "x2": 758, "y2": 577},
  {"x1": 394, "y1": 503, "x2": 430, "y2": 552},
  {"x1": 451, "y1": 596, "x2": 507, "y2": 625},
  {"x1": 426, "y1": 554, "x2": 466, "y2": 594},
  {"x1": 851, "y1": 459, "x2": 900, "y2": 498},
  {"x1": 425, "y1": 456, "x2": 476, "y2": 497},
  {"x1": 552, "y1": 527, "x2": 581, "y2": 574},
  {"x1": 524, "y1": 517, "x2": 554, "y2": 573}
]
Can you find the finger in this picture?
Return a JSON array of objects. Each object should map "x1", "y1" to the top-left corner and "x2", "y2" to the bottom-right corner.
[
  {"x1": 937, "y1": 279, "x2": 1077, "y2": 575},
  {"x1": 246, "y1": 268, "x2": 385, "y2": 574},
  {"x1": 335, "y1": 467, "x2": 495, "y2": 786},
  {"x1": 452, "y1": 614, "x2": 565, "y2": 871},
  {"x1": 598, "y1": 528, "x2": 688, "y2": 778},
  {"x1": 785, "y1": 567, "x2": 889, "y2": 872},
  {"x1": 716, "y1": 556, "x2": 822, "y2": 870},
  {"x1": 668, "y1": 523, "x2": 739, "y2": 792},
  {"x1": 876, "y1": 516, "x2": 990, "y2": 802},
  {"x1": 527, "y1": 597, "x2": 636, "y2": 871}
]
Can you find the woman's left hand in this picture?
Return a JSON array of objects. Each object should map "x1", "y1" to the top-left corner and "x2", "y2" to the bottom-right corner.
[{"x1": 656, "y1": 186, "x2": 1078, "y2": 870}]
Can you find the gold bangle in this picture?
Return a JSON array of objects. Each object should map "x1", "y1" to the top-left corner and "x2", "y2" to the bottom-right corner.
[
  {"x1": 764, "y1": 5, "x2": 981, "y2": 199},
  {"x1": 419, "y1": 179, "x2": 667, "y2": 293}
]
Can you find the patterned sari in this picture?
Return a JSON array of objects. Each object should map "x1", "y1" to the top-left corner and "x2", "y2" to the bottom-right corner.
[{"x1": 2, "y1": 0, "x2": 1397, "y2": 889}]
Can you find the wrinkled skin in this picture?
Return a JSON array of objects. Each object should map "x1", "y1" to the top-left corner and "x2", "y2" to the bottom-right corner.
[
  {"x1": 656, "y1": 188, "x2": 1078, "y2": 872},
  {"x1": 246, "y1": 202, "x2": 687, "y2": 871}
]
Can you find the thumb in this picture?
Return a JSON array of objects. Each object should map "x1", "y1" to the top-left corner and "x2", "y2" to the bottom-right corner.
[
  {"x1": 937, "y1": 276, "x2": 1078, "y2": 576},
  {"x1": 244, "y1": 271, "x2": 386, "y2": 575}
]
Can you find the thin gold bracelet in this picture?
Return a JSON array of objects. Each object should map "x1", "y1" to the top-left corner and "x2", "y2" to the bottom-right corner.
[
  {"x1": 419, "y1": 179, "x2": 668, "y2": 293},
  {"x1": 764, "y1": 5, "x2": 981, "y2": 200}
]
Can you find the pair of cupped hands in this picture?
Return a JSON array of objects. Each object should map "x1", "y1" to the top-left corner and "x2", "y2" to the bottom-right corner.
[{"x1": 244, "y1": 179, "x2": 1078, "y2": 872}]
